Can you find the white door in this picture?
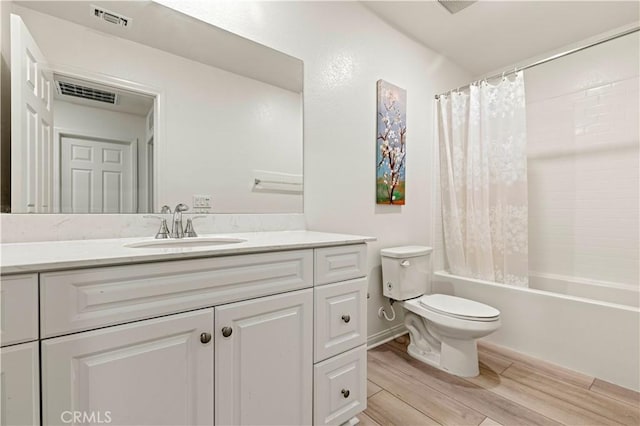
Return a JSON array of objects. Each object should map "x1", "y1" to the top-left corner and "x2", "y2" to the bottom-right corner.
[
  {"x1": 10, "y1": 14, "x2": 54, "y2": 213},
  {"x1": 0, "y1": 342, "x2": 40, "y2": 426},
  {"x1": 42, "y1": 309, "x2": 214, "y2": 426},
  {"x1": 60, "y1": 135, "x2": 135, "y2": 213},
  {"x1": 215, "y1": 288, "x2": 313, "y2": 426}
]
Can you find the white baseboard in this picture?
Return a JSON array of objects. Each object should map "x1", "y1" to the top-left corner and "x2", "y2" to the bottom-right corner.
[{"x1": 367, "y1": 324, "x2": 407, "y2": 350}]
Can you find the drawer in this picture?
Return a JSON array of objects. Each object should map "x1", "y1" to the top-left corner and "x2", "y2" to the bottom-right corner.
[
  {"x1": 314, "y1": 345, "x2": 367, "y2": 426},
  {"x1": 314, "y1": 244, "x2": 367, "y2": 286},
  {"x1": 41, "y1": 249, "x2": 312, "y2": 338},
  {"x1": 314, "y1": 278, "x2": 367, "y2": 362},
  {"x1": 0, "y1": 274, "x2": 39, "y2": 346}
]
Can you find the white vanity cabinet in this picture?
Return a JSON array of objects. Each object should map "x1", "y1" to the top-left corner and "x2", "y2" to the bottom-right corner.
[
  {"x1": 42, "y1": 309, "x2": 214, "y2": 426},
  {"x1": 0, "y1": 236, "x2": 372, "y2": 426}
]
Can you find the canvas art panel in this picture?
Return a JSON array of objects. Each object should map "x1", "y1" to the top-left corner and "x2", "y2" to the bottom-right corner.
[{"x1": 376, "y1": 80, "x2": 407, "y2": 205}]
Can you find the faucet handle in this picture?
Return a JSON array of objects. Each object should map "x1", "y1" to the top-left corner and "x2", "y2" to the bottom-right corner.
[
  {"x1": 143, "y1": 215, "x2": 171, "y2": 239},
  {"x1": 174, "y1": 203, "x2": 189, "y2": 213},
  {"x1": 184, "y1": 216, "x2": 206, "y2": 238},
  {"x1": 160, "y1": 205, "x2": 171, "y2": 214}
]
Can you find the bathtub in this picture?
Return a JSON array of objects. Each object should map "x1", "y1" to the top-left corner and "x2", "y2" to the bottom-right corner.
[{"x1": 433, "y1": 270, "x2": 640, "y2": 391}]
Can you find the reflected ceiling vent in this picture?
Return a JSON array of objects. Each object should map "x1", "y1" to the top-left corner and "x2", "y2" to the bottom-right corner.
[
  {"x1": 55, "y1": 81, "x2": 118, "y2": 104},
  {"x1": 437, "y1": 0, "x2": 477, "y2": 14},
  {"x1": 90, "y1": 5, "x2": 131, "y2": 28}
]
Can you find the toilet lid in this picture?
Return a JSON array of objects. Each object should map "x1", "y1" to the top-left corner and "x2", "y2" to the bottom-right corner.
[{"x1": 419, "y1": 294, "x2": 500, "y2": 320}]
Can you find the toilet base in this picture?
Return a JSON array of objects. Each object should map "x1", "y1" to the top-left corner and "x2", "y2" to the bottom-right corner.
[{"x1": 404, "y1": 312, "x2": 480, "y2": 377}]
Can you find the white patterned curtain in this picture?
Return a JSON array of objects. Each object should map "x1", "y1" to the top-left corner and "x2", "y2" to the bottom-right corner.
[{"x1": 437, "y1": 72, "x2": 528, "y2": 287}]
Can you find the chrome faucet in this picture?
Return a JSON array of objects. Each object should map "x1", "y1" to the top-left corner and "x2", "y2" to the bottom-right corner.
[{"x1": 171, "y1": 203, "x2": 189, "y2": 238}]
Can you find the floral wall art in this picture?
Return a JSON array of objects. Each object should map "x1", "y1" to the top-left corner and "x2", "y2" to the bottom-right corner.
[{"x1": 376, "y1": 80, "x2": 407, "y2": 205}]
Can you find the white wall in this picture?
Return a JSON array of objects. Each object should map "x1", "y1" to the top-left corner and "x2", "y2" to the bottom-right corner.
[
  {"x1": 526, "y1": 31, "x2": 639, "y2": 288},
  {"x1": 164, "y1": 1, "x2": 473, "y2": 342},
  {"x1": 53, "y1": 100, "x2": 148, "y2": 211},
  {"x1": 12, "y1": 4, "x2": 303, "y2": 214}
]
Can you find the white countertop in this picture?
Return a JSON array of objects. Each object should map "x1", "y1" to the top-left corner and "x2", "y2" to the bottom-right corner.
[{"x1": 0, "y1": 231, "x2": 376, "y2": 274}]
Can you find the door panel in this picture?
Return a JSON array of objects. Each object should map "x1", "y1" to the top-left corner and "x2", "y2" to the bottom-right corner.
[
  {"x1": 40, "y1": 118, "x2": 52, "y2": 210},
  {"x1": 71, "y1": 168, "x2": 91, "y2": 212},
  {"x1": 42, "y1": 309, "x2": 214, "y2": 426},
  {"x1": 11, "y1": 14, "x2": 54, "y2": 213},
  {"x1": 103, "y1": 171, "x2": 122, "y2": 212},
  {"x1": 215, "y1": 289, "x2": 312, "y2": 425}
]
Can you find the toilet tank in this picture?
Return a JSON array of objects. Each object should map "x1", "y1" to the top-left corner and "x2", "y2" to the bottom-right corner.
[{"x1": 381, "y1": 246, "x2": 433, "y2": 301}]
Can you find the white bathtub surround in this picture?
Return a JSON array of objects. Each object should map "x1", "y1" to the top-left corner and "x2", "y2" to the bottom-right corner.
[
  {"x1": 433, "y1": 271, "x2": 640, "y2": 391},
  {"x1": 436, "y1": 72, "x2": 529, "y2": 286},
  {"x1": 0, "y1": 213, "x2": 305, "y2": 243},
  {"x1": 525, "y1": 30, "x2": 639, "y2": 287},
  {"x1": 529, "y1": 271, "x2": 639, "y2": 308}
]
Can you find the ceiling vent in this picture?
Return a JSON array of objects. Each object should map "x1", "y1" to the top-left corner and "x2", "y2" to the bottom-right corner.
[
  {"x1": 437, "y1": 0, "x2": 476, "y2": 14},
  {"x1": 90, "y1": 5, "x2": 131, "y2": 28},
  {"x1": 55, "y1": 81, "x2": 118, "y2": 105}
]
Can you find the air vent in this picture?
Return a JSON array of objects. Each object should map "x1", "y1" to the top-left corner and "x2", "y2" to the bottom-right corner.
[
  {"x1": 55, "y1": 81, "x2": 118, "y2": 104},
  {"x1": 91, "y1": 5, "x2": 131, "y2": 28},
  {"x1": 437, "y1": 0, "x2": 476, "y2": 14}
]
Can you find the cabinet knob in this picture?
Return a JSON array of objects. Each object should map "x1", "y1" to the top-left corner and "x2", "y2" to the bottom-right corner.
[
  {"x1": 341, "y1": 389, "x2": 350, "y2": 398},
  {"x1": 221, "y1": 327, "x2": 233, "y2": 338},
  {"x1": 200, "y1": 332, "x2": 212, "y2": 344},
  {"x1": 341, "y1": 314, "x2": 351, "y2": 323}
]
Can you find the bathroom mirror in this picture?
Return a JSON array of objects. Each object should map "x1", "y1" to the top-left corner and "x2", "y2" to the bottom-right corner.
[{"x1": 6, "y1": 0, "x2": 303, "y2": 214}]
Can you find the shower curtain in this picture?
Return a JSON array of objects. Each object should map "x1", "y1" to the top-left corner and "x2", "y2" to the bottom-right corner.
[{"x1": 437, "y1": 71, "x2": 528, "y2": 287}]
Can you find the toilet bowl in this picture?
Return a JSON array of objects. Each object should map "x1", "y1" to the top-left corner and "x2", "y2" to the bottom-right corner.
[{"x1": 381, "y1": 246, "x2": 500, "y2": 377}]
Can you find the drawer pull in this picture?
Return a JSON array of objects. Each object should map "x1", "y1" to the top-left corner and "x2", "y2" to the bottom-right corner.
[
  {"x1": 200, "y1": 332, "x2": 212, "y2": 344},
  {"x1": 341, "y1": 314, "x2": 351, "y2": 323},
  {"x1": 341, "y1": 389, "x2": 350, "y2": 398},
  {"x1": 221, "y1": 327, "x2": 233, "y2": 337}
]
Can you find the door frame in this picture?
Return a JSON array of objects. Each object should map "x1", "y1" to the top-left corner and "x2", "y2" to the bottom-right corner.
[
  {"x1": 147, "y1": 137, "x2": 154, "y2": 213},
  {"x1": 54, "y1": 128, "x2": 137, "y2": 213},
  {"x1": 47, "y1": 63, "x2": 164, "y2": 213}
]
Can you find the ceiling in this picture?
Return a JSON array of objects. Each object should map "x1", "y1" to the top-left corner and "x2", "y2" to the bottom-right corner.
[{"x1": 362, "y1": 1, "x2": 640, "y2": 77}]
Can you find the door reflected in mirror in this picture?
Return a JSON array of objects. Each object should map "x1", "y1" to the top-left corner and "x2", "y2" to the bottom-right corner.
[
  {"x1": 6, "y1": 1, "x2": 303, "y2": 214},
  {"x1": 55, "y1": 76, "x2": 155, "y2": 213}
]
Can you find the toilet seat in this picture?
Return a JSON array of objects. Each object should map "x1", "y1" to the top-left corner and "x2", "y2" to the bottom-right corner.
[{"x1": 418, "y1": 294, "x2": 500, "y2": 322}]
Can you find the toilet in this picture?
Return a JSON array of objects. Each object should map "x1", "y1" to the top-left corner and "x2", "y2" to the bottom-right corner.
[{"x1": 381, "y1": 246, "x2": 500, "y2": 377}]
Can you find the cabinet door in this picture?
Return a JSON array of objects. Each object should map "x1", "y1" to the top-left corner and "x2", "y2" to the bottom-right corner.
[
  {"x1": 42, "y1": 309, "x2": 214, "y2": 426},
  {"x1": 1, "y1": 342, "x2": 40, "y2": 426},
  {"x1": 215, "y1": 289, "x2": 312, "y2": 426}
]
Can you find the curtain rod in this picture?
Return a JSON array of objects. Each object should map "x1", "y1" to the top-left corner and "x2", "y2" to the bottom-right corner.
[{"x1": 435, "y1": 26, "x2": 640, "y2": 99}]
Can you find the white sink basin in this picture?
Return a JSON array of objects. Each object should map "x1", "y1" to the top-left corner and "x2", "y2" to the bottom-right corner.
[{"x1": 124, "y1": 237, "x2": 246, "y2": 249}]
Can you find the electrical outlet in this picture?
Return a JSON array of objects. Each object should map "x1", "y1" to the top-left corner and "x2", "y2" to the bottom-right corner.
[{"x1": 192, "y1": 195, "x2": 212, "y2": 209}]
